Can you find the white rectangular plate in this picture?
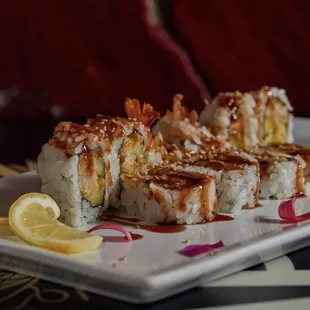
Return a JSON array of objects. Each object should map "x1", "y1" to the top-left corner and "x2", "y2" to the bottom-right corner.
[{"x1": 1, "y1": 172, "x2": 310, "y2": 304}]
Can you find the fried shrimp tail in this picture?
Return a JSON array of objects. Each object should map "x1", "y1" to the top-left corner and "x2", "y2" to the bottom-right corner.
[
  {"x1": 170, "y1": 94, "x2": 198, "y2": 125},
  {"x1": 125, "y1": 98, "x2": 160, "y2": 127}
]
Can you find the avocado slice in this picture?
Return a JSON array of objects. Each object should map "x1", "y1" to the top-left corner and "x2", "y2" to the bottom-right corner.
[{"x1": 264, "y1": 98, "x2": 288, "y2": 144}]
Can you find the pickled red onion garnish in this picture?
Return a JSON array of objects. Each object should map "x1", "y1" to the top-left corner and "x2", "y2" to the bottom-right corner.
[
  {"x1": 182, "y1": 240, "x2": 224, "y2": 257},
  {"x1": 278, "y1": 197, "x2": 310, "y2": 223},
  {"x1": 87, "y1": 224, "x2": 132, "y2": 241}
]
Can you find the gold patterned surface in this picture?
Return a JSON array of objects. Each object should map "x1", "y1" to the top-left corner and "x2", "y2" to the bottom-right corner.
[
  {"x1": 0, "y1": 160, "x2": 37, "y2": 178},
  {"x1": 0, "y1": 269, "x2": 90, "y2": 309}
]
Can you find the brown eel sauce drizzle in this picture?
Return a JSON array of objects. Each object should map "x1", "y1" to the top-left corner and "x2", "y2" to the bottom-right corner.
[
  {"x1": 101, "y1": 216, "x2": 186, "y2": 233},
  {"x1": 217, "y1": 92, "x2": 245, "y2": 146},
  {"x1": 100, "y1": 172, "x2": 234, "y2": 235},
  {"x1": 203, "y1": 213, "x2": 234, "y2": 223},
  {"x1": 103, "y1": 232, "x2": 144, "y2": 242}
]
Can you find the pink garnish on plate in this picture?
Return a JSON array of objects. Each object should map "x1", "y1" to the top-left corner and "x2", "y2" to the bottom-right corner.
[
  {"x1": 87, "y1": 224, "x2": 132, "y2": 241},
  {"x1": 182, "y1": 240, "x2": 224, "y2": 257},
  {"x1": 278, "y1": 197, "x2": 310, "y2": 223}
]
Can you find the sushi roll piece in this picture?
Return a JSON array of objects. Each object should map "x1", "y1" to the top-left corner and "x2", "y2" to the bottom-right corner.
[
  {"x1": 87, "y1": 100, "x2": 162, "y2": 207},
  {"x1": 252, "y1": 150, "x2": 305, "y2": 199},
  {"x1": 155, "y1": 150, "x2": 260, "y2": 213},
  {"x1": 264, "y1": 143, "x2": 310, "y2": 183},
  {"x1": 124, "y1": 98, "x2": 164, "y2": 169},
  {"x1": 86, "y1": 115, "x2": 150, "y2": 208},
  {"x1": 163, "y1": 151, "x2": 260, "y2": 213},
  {"x1": 153, "y1": 94, "x2": 230, "y2": 153},
  {"x1": 121, "y1": 169, "x2": 217, "y2": 224},
  {"x1": 38, "y1": 122, "x2": 108, "y2": 227},
  {"x1": 251, "y1": 86, "x2": 294, "y2": 144},
  {"x1": 199, "y1": 91, "x2": 259, "y2": 150},
  {"x1": 38, "y1": 99, "x2": 163, "y2": 227}
]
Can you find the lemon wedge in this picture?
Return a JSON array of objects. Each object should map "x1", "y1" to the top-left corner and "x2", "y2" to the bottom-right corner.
[
  {"x1": 8, "y1": 193, "x2": 103, "y2": 254},
  {"x1": 0, "y1": 218, "x2": 15, "y2": 237}
]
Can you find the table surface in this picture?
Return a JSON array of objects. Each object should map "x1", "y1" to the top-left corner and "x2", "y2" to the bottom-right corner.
[{"x1": 1, "y1": 116, "x2": 310, "y2": 309}]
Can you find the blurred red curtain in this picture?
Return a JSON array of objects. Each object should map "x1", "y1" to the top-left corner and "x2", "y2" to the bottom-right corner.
[{"x1": 0, "y1": 0, "x2": 309, "y2": 118}]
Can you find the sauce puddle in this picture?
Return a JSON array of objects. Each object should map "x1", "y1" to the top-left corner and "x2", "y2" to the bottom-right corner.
[
  {"x1": 200, "y1": 213, "x2": 234, "y2": 223},
  {"x1": 213, "y1": 213, "x2": 234, "y2": 222},
  {"x1": 105, "y1": 215, "x2": 142, "y2": 223},
  {"x1": 103, "y1": 232, "x2": 143, "y2": 243},
  {"x1": 100, "y1": 213, "x2": 234, "y2": 233},
  {"x1": 101, "y1": 216, "x2": 186, "y2": 233}
]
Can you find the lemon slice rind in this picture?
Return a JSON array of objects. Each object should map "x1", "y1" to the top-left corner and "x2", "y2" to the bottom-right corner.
[{"x1": 8, "y1": 193, "x2": 102, "y2": 254}]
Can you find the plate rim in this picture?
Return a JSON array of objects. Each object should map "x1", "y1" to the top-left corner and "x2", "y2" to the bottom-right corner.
[{"x1": 1, "y1": 217, "x2": 310, "y2": 303}]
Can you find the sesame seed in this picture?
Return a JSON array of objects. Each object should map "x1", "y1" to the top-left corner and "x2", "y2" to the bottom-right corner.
[
  {"x1": 119, "y1": 256, "x2": 127, "y2": 262},
  {"x1": 58, "y1": 135, "x2": 66, "y2": 142},
  {"x1": 183, "y1": 239, "x2": 192, "y2": 244},
  {"x1": 136, "y1": 225, "x2": 141, "y2": 229}
]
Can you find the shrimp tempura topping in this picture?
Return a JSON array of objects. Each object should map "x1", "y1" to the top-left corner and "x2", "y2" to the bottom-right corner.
[{"x1": 125, "y1": 98, "x2": 160, "y2": 127}]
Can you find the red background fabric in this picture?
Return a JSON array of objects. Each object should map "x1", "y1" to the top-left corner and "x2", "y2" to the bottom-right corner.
[
  {"x1": 171, "y1": 0, "x2": 310, "y2": 117},
  {"x1": 0, "y1": 0, "x2": 207, "y2": 118},
  {"x1": 0, "y1": 0, "x2": 309, "y2": 119}
]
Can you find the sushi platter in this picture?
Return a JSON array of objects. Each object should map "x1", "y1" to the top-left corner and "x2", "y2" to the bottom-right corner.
[{"x1": 1, "y1": 87, "x2": 310, "y2": 304}]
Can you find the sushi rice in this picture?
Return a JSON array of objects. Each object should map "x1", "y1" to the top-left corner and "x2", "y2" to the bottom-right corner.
[
  {"x1": 38, "y1": 122, "x2": 107, "y2": 227},
  {"x1": 121, "y1": 169, "x2": 217, "y2": 224},
  {"x1": 157, "y1": 151, "x2": 260, "y2": 213},
  {"x1": 252, "y1": 150, "x2": 305, "y2": 199},
  {"x1": 199, "y1": 91, "x2": 259, "y2": 150},
  {"x1": 251, "y1": 86, "x2": 294, "y2": 144}
]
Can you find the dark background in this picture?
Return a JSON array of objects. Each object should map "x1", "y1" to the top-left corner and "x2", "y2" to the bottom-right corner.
[{"x1": 1, "y1": 0, "x2": 310, "y2": 163}]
